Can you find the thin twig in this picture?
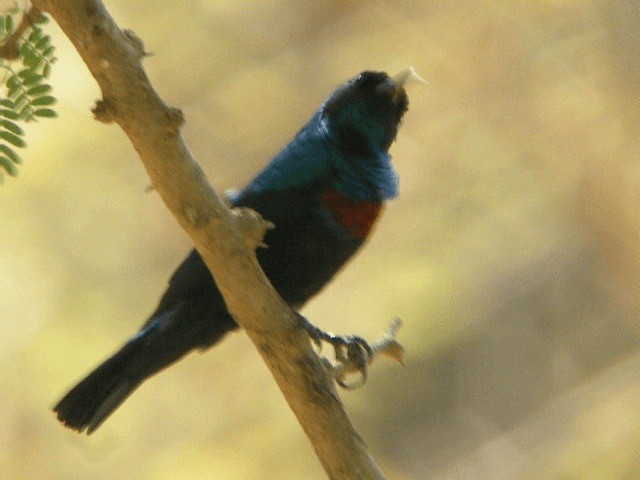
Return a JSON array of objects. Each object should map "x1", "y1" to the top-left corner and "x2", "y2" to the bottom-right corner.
[{"x1": 0, "y1": 7, "x2": 42, "y2": 60}]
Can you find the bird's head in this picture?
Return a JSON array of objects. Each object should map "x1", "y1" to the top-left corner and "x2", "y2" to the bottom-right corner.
[{"x1": 322, "y1": 68, "x2": 424, "y2": 156}]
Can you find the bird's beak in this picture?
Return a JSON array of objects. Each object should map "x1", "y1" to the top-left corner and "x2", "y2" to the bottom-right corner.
[
  {"x1": 386, "y1": 67, "x2": 427, "y2": 103},
  {"x1": 391, "y1": 67, "x2": 428, "y2": 88}
]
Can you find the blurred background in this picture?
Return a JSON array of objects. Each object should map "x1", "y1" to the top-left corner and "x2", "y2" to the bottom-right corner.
[{"x1": 0, "y1": 1, "x2": 637, "y2": 479}]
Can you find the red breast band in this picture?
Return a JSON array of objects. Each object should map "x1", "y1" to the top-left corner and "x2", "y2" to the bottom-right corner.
[{"x1": 321, "y1": 187, "x2": 382, "y2": 238}]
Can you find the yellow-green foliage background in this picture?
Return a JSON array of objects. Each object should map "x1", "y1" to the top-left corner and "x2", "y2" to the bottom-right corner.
[{"x1": 0, "y1": 1, "x2": 637, "y2": 479}]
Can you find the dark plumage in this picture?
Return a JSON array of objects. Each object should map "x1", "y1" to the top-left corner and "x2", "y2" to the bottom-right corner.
[{"x1": 54, "y1": 70, "x2": 412, "y2": 433}]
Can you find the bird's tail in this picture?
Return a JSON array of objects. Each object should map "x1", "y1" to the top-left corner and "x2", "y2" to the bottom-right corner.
[
  {"x1": 53, "y1": 339, "x2": 144, "y2": 434},
  {"x1": 54, "y1": 294, "x2": 238, "y2": 434}
]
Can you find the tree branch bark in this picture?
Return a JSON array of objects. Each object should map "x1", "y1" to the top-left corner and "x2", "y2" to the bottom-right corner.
[{"x1": 36, "y1": 1, "x2": 389, "y2": 478}]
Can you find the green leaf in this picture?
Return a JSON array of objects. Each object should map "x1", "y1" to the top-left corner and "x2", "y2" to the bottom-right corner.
[
  {"x1": 32, "y1": 59, "x2": 45, "y2": 72},
  {"x1": 31, "y1": 95, "x2": 55, "y2": 106},
  {"x1": 17, "y1": 69, "x2": 35, "y2": 79},
  {"x1": 6, "y1": 75, "x2": 20, "y2": 92},
  {"x1": 35, "y1": 36, "x2": 50, "y2": 50},
  {"x1": 0, "y1": 12, "x2": 57, "y2": 185},
  {"x1": 7, "y1": 87, "x2": 20, "y2": 100},
  {"x1": 18, "y1": 70, "x2": 42, "y2": 85},
  {"x1": 33, "y1": 14, "x2": 49, "y2": 25},
  {"x1": 0, "y1": 119, "x2": 23, "y2": 135},
  {"x1": 0, "y1": 143, "x2": 21, "y2": 163},
  {"x1": 0, "y1": 156, "x2": 19, "y2": 176},
  {"x1": 29, "y1": 27, "x2": 42, "y2": 42},
  {"x1": 0, "y1": 109, "x2": 20, "y2": 120},
  {"x1": 19, "y1": 105, "x2": 34, "y2": 120},
  {"x1": 22, "y1": 49, "x2": 41, "y2": 69},
  {"x1": 13, "y1": 93, "x2": 28, "y2": 109},
  {"x1": 0, "y1": 130, "x2": 25, "y2": 148},
  {"x1": 33, "y1": 108, "x2": 56, "y2": 118},
  {"x1": 22, "y1": 75, "x2": 42, "y2": 86},
  {"x1": 19, "y1": 42, "x2": 31, "y2": 57},
  {"x1": 42, "y1": 46, "x2": 55, "y2": 58},
  {"x1": 27, "y1": 84, "x2": 52, "y2": 96}
]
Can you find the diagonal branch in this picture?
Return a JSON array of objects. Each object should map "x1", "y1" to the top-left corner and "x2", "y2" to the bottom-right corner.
[{"x1": 35, "y1": 1, "x2": 390, "y2": 479}]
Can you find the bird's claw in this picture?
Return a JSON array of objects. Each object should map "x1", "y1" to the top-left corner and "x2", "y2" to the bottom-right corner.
[
  {"x1": 333, "y1": 335, "x2": 371, "y2": 389},
  {"x1": 297, "y1": 314, "x2": 374, "y2": 389}
]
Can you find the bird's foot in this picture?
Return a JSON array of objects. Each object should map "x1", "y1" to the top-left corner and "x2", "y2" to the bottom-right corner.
[{"x1": 297, "y1": 314, "x2": 404, "y2": 389}]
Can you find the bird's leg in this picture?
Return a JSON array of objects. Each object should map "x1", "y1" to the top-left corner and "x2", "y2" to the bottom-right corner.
[
  {"x1": 296, "y1": 314, "x2": 403, "y2": 389},
  {"x1": 297, "y1": 313, "x2": 372, "y2": 388}
]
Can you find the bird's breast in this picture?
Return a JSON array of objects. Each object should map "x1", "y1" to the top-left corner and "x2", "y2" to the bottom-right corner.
[{"x1": 320, "y1": 186, "x2": 382, "y2": 238}]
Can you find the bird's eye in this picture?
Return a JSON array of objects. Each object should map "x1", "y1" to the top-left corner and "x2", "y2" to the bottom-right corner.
[{"x1": 354, "y1": 71, "x2": 388, "y2": 90}]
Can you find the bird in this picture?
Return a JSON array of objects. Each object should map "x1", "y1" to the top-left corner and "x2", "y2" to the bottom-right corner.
[{"x1": 53, "y1": 68, "x2": 421, "y2": 434}]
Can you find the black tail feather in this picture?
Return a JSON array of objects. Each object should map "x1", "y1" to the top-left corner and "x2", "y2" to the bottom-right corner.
[
  {"x1": 53, "y1": 341, "x2": 142, "y2": 434},
  {"x1": 53, "y1": 301, "x2": 238, "y2": 434}
]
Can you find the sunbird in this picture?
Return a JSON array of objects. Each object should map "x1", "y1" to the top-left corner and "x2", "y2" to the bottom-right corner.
[{"x1": 54, "y1": 68, "x2": 421, "y2": 433}]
